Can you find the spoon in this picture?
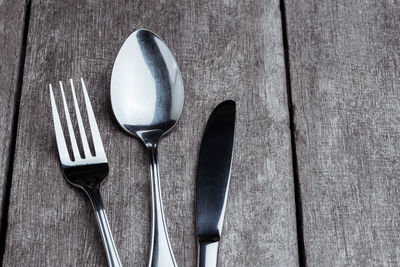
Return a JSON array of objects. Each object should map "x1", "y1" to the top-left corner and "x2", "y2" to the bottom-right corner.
[{"x1": 111, "y1": 29, "x2": 183, "y2": 267}]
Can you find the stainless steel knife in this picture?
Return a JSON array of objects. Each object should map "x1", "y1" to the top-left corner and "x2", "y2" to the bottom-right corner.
[{"x1": 196, "y1": 100, "x2": 236, "y2": 267}]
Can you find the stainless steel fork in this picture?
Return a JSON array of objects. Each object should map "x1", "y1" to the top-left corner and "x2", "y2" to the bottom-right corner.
[{"x1": 49, "y1": 78, "x2": 122, "y2": 267}]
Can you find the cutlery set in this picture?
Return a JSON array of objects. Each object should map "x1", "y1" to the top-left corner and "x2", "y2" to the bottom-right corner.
[{"x1": 49, "y1": 29, "x2": 235, "y2": 267}]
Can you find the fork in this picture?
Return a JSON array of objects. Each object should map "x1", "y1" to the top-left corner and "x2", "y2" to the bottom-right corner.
[{"x1": 49, "y1": 78, "x2": 122, "y2": 267}]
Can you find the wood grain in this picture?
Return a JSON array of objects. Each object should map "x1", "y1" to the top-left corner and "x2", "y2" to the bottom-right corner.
[
  {"x1": 0, "y1": 0, "x2": 27, "y2": 226},
  {"x1": 3, "y1": 0, "x2": 298, "y2": 266},
  {"x1": 285, "y1": 0, "x2": 400, "y2": 265}
]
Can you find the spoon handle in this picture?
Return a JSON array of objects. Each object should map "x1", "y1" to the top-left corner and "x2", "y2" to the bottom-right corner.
[{"x1": 147, "y1": 144, "x2": 177, "y2": 267}]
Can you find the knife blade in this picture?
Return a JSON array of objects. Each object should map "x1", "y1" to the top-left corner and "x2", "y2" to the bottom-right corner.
[{"x1": 196, "y1": 100, "x2": 236, "y2": 267}]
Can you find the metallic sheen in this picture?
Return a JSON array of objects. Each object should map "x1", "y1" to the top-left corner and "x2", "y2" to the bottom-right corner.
[
  {"x1": 50, "y1": 79, "x2": 122, "y2": 267},
  {"x1": 111, "y1": 29, "x2": 183, "y2": 267},
  {"x1": 196, "y1": 100, "x2": 236, "y2": 267}
]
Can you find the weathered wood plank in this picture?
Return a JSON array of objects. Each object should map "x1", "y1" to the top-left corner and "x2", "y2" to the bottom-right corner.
[
  {"x1": 285, "y1": 0, "x2": 400, "y2": 265},
  {"x1": 0, "y1": 0, "x2": 27, "y2": 226},
  {"x1": 4, "y1": 0, "x2": 298, "y2": 266}
]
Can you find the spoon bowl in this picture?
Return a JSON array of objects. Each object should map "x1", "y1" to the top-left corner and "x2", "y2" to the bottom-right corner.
[
  {"x1": 111, "y1": 29, "x2": 184, "y2": 144},
  {"x1": 111, "y1": 29, "x2": 183, "y2": 267}
]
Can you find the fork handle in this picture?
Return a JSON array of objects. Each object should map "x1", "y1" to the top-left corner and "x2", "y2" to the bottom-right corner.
[{"x1": 84, "y1": 186, "x2": 122, "y2": 267}]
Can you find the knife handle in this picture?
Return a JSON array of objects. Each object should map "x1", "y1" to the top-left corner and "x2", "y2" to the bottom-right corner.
[{"x1": 198, "y1": 241, "x2": 219, "y2": 267}]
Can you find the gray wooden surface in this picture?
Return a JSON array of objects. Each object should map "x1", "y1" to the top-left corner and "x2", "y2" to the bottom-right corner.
[
  {"x1": 2, "y1": 0, "x2": 299, "y2": 266},
  {"x1": 0, "y1": 0, "x2": 26, "y2": 227},
  {"x1": 2, "y1": 0, "x2": 400, "y2": 266},
  {"x1": 285, "y1": 0, "x2": 400, "y2": 266}
]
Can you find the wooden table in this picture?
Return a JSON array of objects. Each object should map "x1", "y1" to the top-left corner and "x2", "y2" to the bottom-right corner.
[{"x1": 0, "y1": 0, "x2": 399, "y2": 266}]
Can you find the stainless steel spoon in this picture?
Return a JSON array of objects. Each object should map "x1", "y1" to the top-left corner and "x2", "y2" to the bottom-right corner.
[{"x1": 111, "y1": 29, "x2": 183, "y2": 267}]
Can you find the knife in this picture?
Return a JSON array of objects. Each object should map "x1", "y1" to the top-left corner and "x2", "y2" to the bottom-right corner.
[{"x1": 196, "y1": 100, "x2": 236, "y2": 267}]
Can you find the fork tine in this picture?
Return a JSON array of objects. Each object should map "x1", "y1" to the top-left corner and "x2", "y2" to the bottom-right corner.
[
  {"x1": 59, "y1": 81, "x2": 81, "y2": 161},
  {"x1": 80, "y1": 78, "x2": 106, "y2": 160},
  {"x1": 70, "y1": 79, "x2": 92, "y2": 158},
  {"x1": 49, "y1": 84, "x2": 71, "y2": 164}
]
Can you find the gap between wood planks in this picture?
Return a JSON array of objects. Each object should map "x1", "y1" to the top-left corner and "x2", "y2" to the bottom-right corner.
[
  {"x1": 0, "y1": 0, "x2": 32, "y2": 265},
  {"x1": 280, "y1": 0, "x2": 306, "y2": 266}
]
